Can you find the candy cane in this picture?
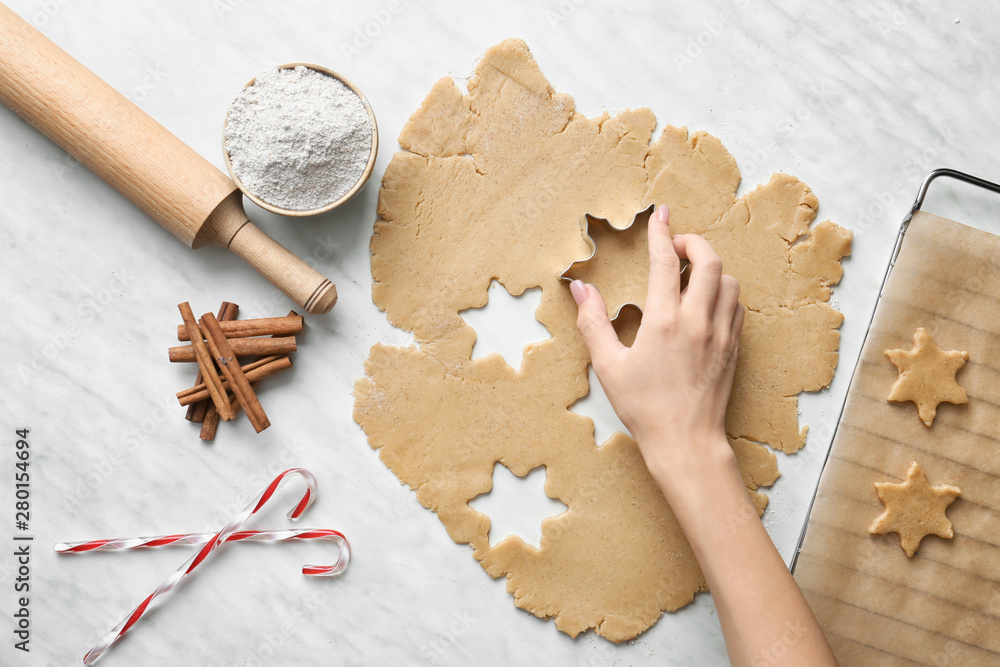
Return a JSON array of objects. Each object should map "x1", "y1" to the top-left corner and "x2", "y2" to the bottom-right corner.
[
  {"x1": 81, "y1": 468, "x2": 330, "y2": 665},
  {"x1": 55, "y1": 529, "x2": 350, "y2": 577}
]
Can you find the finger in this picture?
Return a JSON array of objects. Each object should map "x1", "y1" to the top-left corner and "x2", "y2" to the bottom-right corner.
[
  {"x1": 672, "y1": 234, "x2": 723, "y2": 321},
  {"x1": 713, "y1": 275, "x2": 741, "y2": 336},
  {"x1": 725, "y1": 303, "x2": 745, "y2": 378},
  {"x1": 570, "y1": 281, "x2": 624, "y2": 368},
  {"x1": 644, "y1": 204, "x2": 682, "y2": 324},
  {"x1": 730, "y1": 302, "x2": 745, "y2": 342}
]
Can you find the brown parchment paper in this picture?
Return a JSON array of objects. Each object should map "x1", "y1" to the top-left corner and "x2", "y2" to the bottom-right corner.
[{"x1": 793, "y1": 211, "x2": 1000, "y2": 665}]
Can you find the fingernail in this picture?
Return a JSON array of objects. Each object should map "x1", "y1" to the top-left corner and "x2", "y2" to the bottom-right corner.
[
  {"x1": 657, "y1": 204, "x2": 670, "y2": 224},
  {"x1": 570, "y1": 280, "x2": 589, "y2": 305}
]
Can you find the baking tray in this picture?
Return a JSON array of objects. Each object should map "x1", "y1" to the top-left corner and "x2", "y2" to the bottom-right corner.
[{"x1": 789, "y1": 168, "x2": 1000, "y2": 664}]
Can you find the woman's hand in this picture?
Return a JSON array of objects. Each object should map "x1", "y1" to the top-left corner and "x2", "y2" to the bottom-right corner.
[
  {"x1": 569, "y1": 204, "x2": 744, "y2": 476},
  {"x1": 570, "y1": 203, "x2": 837, "y2": 667}
]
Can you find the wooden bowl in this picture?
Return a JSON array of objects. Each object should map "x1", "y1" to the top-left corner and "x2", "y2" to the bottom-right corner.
[{"x1": 222, "y1": 62, "x2": 379, "y2": 217}]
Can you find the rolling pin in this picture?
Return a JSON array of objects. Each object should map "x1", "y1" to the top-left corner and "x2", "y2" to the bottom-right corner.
[{"x1": 0, "y1": 3, "x2": 337, "y2": 314}]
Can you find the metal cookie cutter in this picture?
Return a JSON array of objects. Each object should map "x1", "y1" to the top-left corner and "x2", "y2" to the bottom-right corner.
[{"x1": 559, "y1": 204, "x2": 690, "y2": 321}]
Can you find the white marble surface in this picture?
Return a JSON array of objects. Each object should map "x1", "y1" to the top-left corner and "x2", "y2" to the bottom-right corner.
[{"x1": 1, "y1": 0, "x2": 998, "y2": 665}]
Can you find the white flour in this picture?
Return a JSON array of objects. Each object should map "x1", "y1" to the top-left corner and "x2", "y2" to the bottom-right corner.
[{"x1": 224, "y1": 65, "x2": 373, "y2": 211}]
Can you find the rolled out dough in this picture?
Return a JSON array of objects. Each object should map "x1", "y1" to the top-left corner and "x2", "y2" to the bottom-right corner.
[{"x1": 354, "y1": 39, "x2": 851, "y2": 641}]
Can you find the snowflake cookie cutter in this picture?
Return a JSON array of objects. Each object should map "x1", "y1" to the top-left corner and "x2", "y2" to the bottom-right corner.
[{"x1": 559, "y1": 204, "x2": 689, "y2": 321}]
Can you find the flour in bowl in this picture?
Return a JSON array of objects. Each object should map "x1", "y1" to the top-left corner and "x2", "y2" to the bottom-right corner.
[{"x1": 224, "y1": 65, "x2": 373, "y2": 212}]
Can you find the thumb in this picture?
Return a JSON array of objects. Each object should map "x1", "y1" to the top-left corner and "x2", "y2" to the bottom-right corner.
[{"x1": 570, "y1": 281, "x2": 622, "y2": 365}]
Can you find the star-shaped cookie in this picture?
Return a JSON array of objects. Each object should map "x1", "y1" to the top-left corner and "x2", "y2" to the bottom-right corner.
[
  {"x1": 869, "y1": 461, "x2": 961, "y2": 557},
  {"x1": 885, "y1": 327, "x2": 968, "y2": 426}
]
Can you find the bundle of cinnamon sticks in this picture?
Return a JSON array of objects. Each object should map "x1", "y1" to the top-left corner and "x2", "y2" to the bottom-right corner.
[{"x1": 172, "y1": 301, "x2": 301, "y2": 440}]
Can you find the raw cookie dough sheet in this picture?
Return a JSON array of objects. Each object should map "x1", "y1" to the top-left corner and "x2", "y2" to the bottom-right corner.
[
  {"x1": 793, "y1": 211, "x2": 1000, "y2": 665},
  {"x1": 354, "y1": 39, "x2": 852, "y2": 642}
]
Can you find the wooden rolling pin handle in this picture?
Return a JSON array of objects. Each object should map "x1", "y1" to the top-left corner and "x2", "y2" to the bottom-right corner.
[
  {"x1": 198, "y1": 193, "x2": 338, "y2": 315},
  {"x1": 228, "y1": 221, "x2": 338, "y2": 315}
]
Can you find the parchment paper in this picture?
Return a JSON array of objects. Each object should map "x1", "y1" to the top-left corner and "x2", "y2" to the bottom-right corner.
[{"x1": 793, "y1": 211, "x2": 1000, "y2": 665}]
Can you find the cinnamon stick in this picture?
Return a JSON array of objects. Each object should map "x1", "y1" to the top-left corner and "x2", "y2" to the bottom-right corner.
[
  {"x1": 199, "y1": 404, "x2": 222, "y2": 441},
  {"x1": 198, "y1": 405, "x2": 221, "y2": 439},
  {"x1": 199, "y1": 312, "x2": 270, "y2": 433},
  {"x1": 178, "y1": 315, "x2": 302, "y2": 341},
  {"x1": 176, "y1": 303, "x2": 234, "y2": 422},
  {"x1": 204, "y1": 311, "x2": 300, "y2": 439},
  {"x1": 168, "y1": 336, "x2": 296, "y2": 362},
  {"x1": 186, "y1": 302, "x2": 238, "y2": 423},
  {"x1": 200, "y1": 391, "x2": 241, "y2": 442},
  {"x1": 197, "y1": 395, "x2": 222, "y2": 435},
  {"x1": 178, "y1": 355, "x2": 286, "y2": 403}
]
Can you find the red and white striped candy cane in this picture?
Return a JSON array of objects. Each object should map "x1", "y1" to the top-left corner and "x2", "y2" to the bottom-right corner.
[
  {"x1": 82, "y1": 468, "x2": 326, "y2": 665},
  {"x1": 56, "y1": 528, "x2": 350, "y2": 577}
]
